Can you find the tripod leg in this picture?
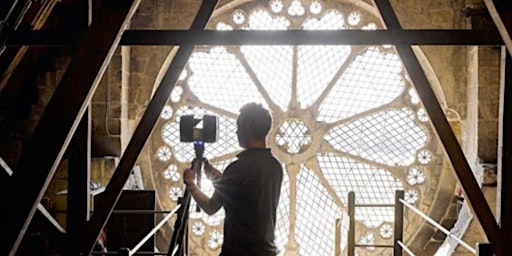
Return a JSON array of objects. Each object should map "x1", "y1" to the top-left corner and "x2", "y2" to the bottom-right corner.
[{"x1": 167, "y1": 189, "x2": 191, "y2": 256}]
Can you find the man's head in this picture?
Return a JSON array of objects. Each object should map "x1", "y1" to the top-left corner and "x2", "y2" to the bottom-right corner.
[{"x1": 236, "y1": 103, "x2": 272, "y2": 148}]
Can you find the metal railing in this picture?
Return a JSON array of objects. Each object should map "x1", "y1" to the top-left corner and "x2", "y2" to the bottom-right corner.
[
  {"x1": 347, "y1": 190, "x2": 492, "y2": 256},
  {"x1": 91, "y1": 205, "x2": 181, "y2": 256},
  {"x1": 399, "y1": 198, "x2": 492, "y2": 256}
]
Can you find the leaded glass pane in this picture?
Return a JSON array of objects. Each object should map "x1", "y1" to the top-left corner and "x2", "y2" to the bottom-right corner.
[
  {"x1": 318, "y1": 153, "x2": 403, "y2": 228},
  {"x1": 248, "y1": 9, "x2": 290, "y2": 29},
  {"x1": 188, "y1": 47, "x2": 267, "y2": 113},
  {"x1": 275, "y1": 120, "x2": 312, "y2": 154},
  {"x1": 241, "y1": 45, "x2": 293, "y2": 111},
  {"x1": 325, "y1": 109, "x2": 428, "y2": 166},
  {"x1": 296, "y1": 165, "x2": 342, "y2": 256},
  {"x1": 297, "y1": 45, "x2": 351, "y2": 108},
  {"x1": 318, "y1": 48, "x2": 405, "y2": 122}
]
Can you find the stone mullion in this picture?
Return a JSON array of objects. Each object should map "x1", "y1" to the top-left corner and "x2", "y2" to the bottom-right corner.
[
  {"x1": 232, "y1": 47, "x2": 282, "y2": 114},
  {"x1": 309, "y1": 47, "x2": 362, "y2": 114},
  {"x1": 324, "y1": 96, "x2": 403, "y2": 130},
  {"x1": 304, "y1": 158, "x2": 345, "y2": 209},
  {"x1": 322, "y1": 146, "x2": 402, "y2": 174},
  {"x1": 284, "y1": 163, "x2": 300, "y2": 255}
]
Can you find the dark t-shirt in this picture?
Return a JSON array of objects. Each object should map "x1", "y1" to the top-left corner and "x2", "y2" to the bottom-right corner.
[{"x1": 212, "y1": 148, "x2": 283, "y2": 256}]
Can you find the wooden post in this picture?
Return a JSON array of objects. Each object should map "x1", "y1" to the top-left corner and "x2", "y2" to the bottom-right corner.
[
  {"x1": 348, "y1": 191, "x2": 355, "y2": 256},
  {"x1": 394, "y1": 190, "x2": 404, "y2": 256}
]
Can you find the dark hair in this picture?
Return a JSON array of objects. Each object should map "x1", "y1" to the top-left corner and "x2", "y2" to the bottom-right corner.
[{"x1": 238, "y1": 103, "x2": 272, "y2": 140}]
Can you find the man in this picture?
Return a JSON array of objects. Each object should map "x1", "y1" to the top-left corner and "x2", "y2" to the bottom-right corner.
[{"x1": 184, "y1": 103, "x2": 283, "y2": 256}]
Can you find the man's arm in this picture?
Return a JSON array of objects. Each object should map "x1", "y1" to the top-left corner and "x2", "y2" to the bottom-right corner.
[
  {"x1": 204, "y1": 159, "x2": 222, "y2": 181},
  {"x1": 184, "y1": 167, "x2": 222, "y2": 215}
]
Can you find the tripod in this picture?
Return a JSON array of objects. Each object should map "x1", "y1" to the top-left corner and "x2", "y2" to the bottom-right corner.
[{"x1": 167, "y1": 141, "x2": 204, "y2": 256}]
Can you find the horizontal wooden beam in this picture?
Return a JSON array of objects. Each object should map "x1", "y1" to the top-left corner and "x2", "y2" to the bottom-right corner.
[{"x1": 5, "y1": 29, "x2": 504, "y2": 46}]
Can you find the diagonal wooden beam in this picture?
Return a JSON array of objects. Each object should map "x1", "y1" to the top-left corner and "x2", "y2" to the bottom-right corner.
[
  {"x1": 484, "y1": 0, "x2": 512, "y2": 57},
  {"x1": 66, "y1": 108, "x2": 91, "y2": 255},
  {"x1": 374, "y1": 0, "x2": 502, "y2": 255},
  {"x1": 82, "y1": 0, "x2": 219, "y2": 254},
  {"x1": 0, "y1": 1, "x2": 140, "y2": 255},
  {"x1": 494, "y1": 2, "x2": 512, "y2": 253}
]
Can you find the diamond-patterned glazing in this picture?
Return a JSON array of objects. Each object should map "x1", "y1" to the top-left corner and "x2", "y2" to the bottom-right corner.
[
  {"x1": 325, "y1": 109, "x2": 428, "y2": 166},
  {"x1": 241, "y1": 45, "x2": 293, "y2": 111},
  {"x1": 318, "y1": 48, "x2": 405, "y2": 122},
  {"x1": 296, "y1": 10, "x2": 351, "y2": 108},
  {"x1": 297, "y1": 45, "x2": 351, "y2": 108},
  {"x1": 188, "y1": 47, "x2": 267, "y2": 114},
  {"x1": 318, "y1": 153, "x2": 403, "y2": 228},
  {"x1": 276, "y1": 120, "x2": 312, "y2": 154},
  {"x1": 296, "y1": 165, "x2": 343, "y2": 256},
  {"x1": 248, "y1": 9, "x2": 290, "y2": 30}
]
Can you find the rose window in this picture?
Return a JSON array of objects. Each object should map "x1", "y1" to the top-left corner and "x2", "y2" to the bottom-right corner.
[{"x1": 153, "y1": 0, "x2": 440, "y2": 255}]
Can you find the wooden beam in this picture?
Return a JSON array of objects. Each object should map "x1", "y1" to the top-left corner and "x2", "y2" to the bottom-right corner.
[
  {"x1": 494, "y1": 3, "x2": 512, "y2": 255},
  {"x1": 498, "y1": 46, "x2": 512, "y2": 256},
  {"x1": 484, "y1": 0, "x2": 512, "y2": 57},
  {"x1": 82, "y1": 0, "x2": 219, "y2": 254},
  {"x1": 0, "y1": 155, "x2": 13, "y2": 177},
  {"x1": 374, "y1": 0, "x2": 503, "y2": 255},
  {"x1": 66, "y1": 107, "x2": 91, "y2": 254},
  {"x1": 0, "y1": 1, "x2": 140, "y2": 255},
  {"x1": 36, "y1": 203, "x2": 65, "y2": 234},
  {"x1": 5, "y1": 29, "x2": 504, "y2": 46}
]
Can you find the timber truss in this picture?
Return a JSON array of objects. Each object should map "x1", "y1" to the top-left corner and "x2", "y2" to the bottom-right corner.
[{"x1": 0, "y1": 0, "x2": 511, "y2": 255}]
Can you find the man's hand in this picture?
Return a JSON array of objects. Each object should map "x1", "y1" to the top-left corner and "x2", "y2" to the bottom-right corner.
[
  {"x1": 183, "y1": 163, "x2": 197, "y2": 186},
  {"x1": 204, "y1": 159, "x2": 222, "y2": 181}
]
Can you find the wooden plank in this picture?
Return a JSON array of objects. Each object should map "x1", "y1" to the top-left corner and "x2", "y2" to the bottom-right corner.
[
  {"x1": 486, "y1": 1, "x2": 512, "y2": 253},
  {"x1": 0, "y1": 1, "x2": 140, "y2": 255},
  {"x1": 498, "y1": 46, "x2": 512, "y2": 256},
  {"x1": 374, "y1": 0, "x2": 503, "y2": 255},
  {"x1": 82, "y1": 0, "x2": 219, "y2": 254},
  {"x1": 0, "y1": 155, "x2": 13, "y2": 177},
  {"x1": 6, "y1": 29, "x2": 504, "y2": 46},
  {"x1": 66, "y1": 107, "x2": 91, "y2": 255}
]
